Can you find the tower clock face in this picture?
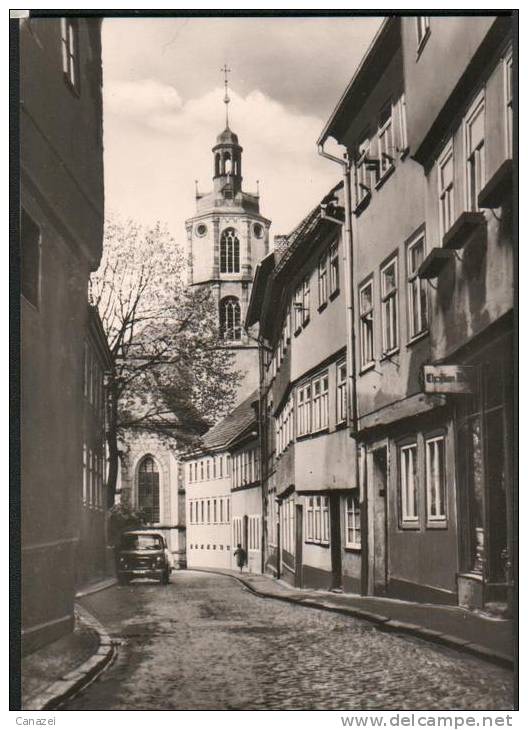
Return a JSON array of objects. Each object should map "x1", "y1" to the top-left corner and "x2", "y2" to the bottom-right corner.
[
  {"x1": 253, "y1": 223, "x2": 263, "y2": 238},
  {"x1": 196, "y1": 223, "x2": 208, "y2": 237}
]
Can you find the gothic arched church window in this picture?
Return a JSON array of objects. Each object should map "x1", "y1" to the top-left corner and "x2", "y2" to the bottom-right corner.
[
  {"x1": 220, "y1": 228, "x2": 240, "y2": 273},
  {"x1": 138, "y1": 456, "x2": 160, "y2": 524},
  {"x1": 220, "y1": 296, "x2": 241, "y2": 341}
]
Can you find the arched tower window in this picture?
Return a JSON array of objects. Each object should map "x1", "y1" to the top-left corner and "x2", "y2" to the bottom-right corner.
[
  {"x1": 220, "y1": 228, "x2": 240, "y2": 273},
  {"x1": 138, "y1": 456, "x2": 160, "y2": 524},
  {"x1": 224, "y1": 151, "x2": 232, "y2": 174},
  {"x1": 214, "y1": 153, "x2": 221, "y2": 177},
  {"x1": 220, "y1": 297, "x2": 241, "y2": 341}
]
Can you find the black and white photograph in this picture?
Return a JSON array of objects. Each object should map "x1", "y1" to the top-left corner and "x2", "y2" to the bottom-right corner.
[{"x1": 12, "y1": 9, "x2": 517, "y2": 716}]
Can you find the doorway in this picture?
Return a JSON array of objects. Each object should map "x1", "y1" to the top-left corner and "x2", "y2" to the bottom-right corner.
[
  {"x1": 367, "y1": 443, "x2": 388, "y2": 596},
  {"x1": 295, "y1": 504, "x2": 303, "y2": 588}
]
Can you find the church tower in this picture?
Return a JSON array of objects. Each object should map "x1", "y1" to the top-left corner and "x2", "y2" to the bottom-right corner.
[{"x1": 185, "y1": 69, "x2": 271, "y2": 403}]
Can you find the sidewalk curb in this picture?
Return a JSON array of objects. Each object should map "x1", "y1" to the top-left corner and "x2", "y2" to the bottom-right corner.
[
  {"x1": 191, "y1": 568, "x2": 513, "y2": 670},
  {"x1": 75, "y1": 576, "x2": 118, "y2": 599},
  {"x1": 23, "y1": 604, "x2": 117, "y2": 710}
]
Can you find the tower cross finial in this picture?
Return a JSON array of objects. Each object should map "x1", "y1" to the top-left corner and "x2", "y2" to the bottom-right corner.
[{"x1": 221, "y1": 63, "x2": 231, "y2": 127}]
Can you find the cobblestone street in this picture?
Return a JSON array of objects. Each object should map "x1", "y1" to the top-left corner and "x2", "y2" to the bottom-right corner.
[{"x1": 64, "y1": 572, "x2": 513, "y2": 711}]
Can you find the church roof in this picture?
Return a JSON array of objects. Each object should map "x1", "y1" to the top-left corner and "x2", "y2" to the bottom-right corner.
[
  {"x1": 216, "y1": 126, "x2": 239, "y2": 145},
  {"x1": 200, "y1": 389, "x2": 259, "y2": 451}
]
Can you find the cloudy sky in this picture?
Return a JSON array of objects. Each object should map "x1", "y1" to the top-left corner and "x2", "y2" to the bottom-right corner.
[{"x1": 102, "y1": 16, "x2": 383, "y2": 242}]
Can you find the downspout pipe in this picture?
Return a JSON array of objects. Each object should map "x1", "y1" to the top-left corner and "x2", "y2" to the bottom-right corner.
[{"x1": 317, "y1": 141, "x2": 367, "y2": 595}]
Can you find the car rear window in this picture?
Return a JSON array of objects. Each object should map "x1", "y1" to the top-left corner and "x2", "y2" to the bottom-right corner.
[{"x1": 120, "y1": 534, "x2": 163, "y2": 550}]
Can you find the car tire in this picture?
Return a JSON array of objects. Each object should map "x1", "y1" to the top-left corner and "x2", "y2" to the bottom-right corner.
[{"x1": 160, "y1": 568, "x2": 170, "y2": 585}]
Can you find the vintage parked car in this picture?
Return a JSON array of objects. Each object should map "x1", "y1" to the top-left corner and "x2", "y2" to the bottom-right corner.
[{"x1": 117, "y1": 530, "x2": 172, "y2": 585}]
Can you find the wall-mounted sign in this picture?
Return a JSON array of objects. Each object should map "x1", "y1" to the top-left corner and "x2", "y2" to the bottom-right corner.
[{"x1": 422, "y1": 365, "x2": 476, "y2": 394}]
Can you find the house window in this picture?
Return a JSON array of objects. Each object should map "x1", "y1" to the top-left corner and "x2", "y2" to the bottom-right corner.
[
  {"x1": 308, "y1": 496, "x2": 329, "y2": 545},
  {"x1": 346, "y1": 494, "x2": 361, "y2": 548},
  {"x1": 465, "y1": 93, "x2": 485, "y2": 212},
  {"x1": 294, "y1": 284, "x2": 303, "y2": 331},
  {"x1": 407, "y1": 236, "x2": 428, "y2": 340},
  {"x1": 206, "y1": 460, "x2": 210, "y2": 480},
  {"x1": 220, "y1": 296, "x2": 241, "y2": 340},
  {"x1": 377, "y1": 103, "x2": 394, "y2": 177},
  {"x1": 426, "y1": 434, "x2": 447, "y2": 524},
  {"x1": 213, "y1": 499, "x2": 217, "y2": 523},
  {"x1": 318, "y1": 251, "x2": 328, "y2": 307},
  {"x1": 297, "y1": 383, "x2": 311, "y2": 436},
  {"x1": 416, "y1": 16, "x2": 430, "y2": 50},
  {"x1": 396, "y1": 94, "x2": 408, "y2": 155},
  {"x1": 380, "y1": 257, "x2": 398, "y2": 354},
  {"x1": 355, "y1": 134, "x2": 372, "y2": 204},
  {"x1": 219, "y1": 456, "x2": 223, "y2": 478},
  {"x1": 504, "y1": 47, "x2": 513, "y2": 158},
  {"x1": 207, "y1": 500, "x2": 210, "y2": 524},
  {"x1": 60, "y1": 18, "x2": 80, "y2": 93},
  {"x1": 21, "y1": 208, "x2": 41, "y2": 307},
  {"x1": 82, "y1": 444, "x2": 88, "y2": 504},
  {"x1": 337, "y1": 361, "x2": 347, "y2": 424},
  {"x1": 201, "y1": 500, "x2": 204, "y2": 523},
  {"x1": 302, "y1": 275, "x2": 310, "y2": 324},
  {"x1": 306, "y1": 497, "x2": 314, "y2": 541},
  {"x1": 329, "y1": 241, "x2": 339, "y2": 295},
  {"x1": 399, "y1": 443, "x2": 418, "y2": 525},
  {"x1": 312, "y1": 373, "x2": 329, "y2": 432},
  {"x1": 220, "y1": 227, "x2": 240, "y2": 273},
  {"x1": 249, "y1": 516, "x2": 260, "y2": 551},
  {"x1": 438, "y1": 141, "x2": 455, "y2": 236},
  {"x1": 359, "y1": 279, "x2": 374, "y2": 369},
  {"x1": 138, "y1": 456, "x2": 160, "y2": 524},
  {"x1": 220, "y1": 499, "x2": 224, "y2": 523}
]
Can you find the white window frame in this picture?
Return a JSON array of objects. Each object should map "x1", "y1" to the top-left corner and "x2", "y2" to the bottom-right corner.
[
  {"x1": 359, "y1": 279, "x2": 375, "y2": 370},
  {"x1": 318, "y1": 251, "x2": 328, "y2": 307},
  {"x1": 355, "y1": 134, "x2": 372, "y2": 205},
  {"x1": 377, "y1": 102, "x2": 394, "y2": 178},
  {"x1": 60, "y1": 18, "x2": 79, "y2": 93},
  {"x1": 307, "y1": 496, "x2": 329, "y2": 545},
  {"x1": 294, "y1": 284, "x2": 303, "y2": 332},
  {"x1": 336, "y1": 360, "x2": 347, "y2": 424},
  {"x1": 399, "y1": 442, "x2": 419, "y2": 526},
  {"x1": 425, "y1": 434, "x2": 448, "y2": 525},
  {"x1": 297, "y1": 382, "x2": 311, "y2": 437},
  {"x1": 504, "y1": 46, "x2": 513, "y2": 159},
  {"x1": 380, "y1": 256, "x2": 399, "y2": 355},
  {"x1": 437, "y1": 140, "x2": 455, "y2": 237},
  {"x1": 329, "y1": 241, "x2": 339, "y2": 295},
  {"x1": 464, "y1": 91, "x2": 486, "y2": 212},
  {"x1": 416, "y1": 16, "x2": 430, "y2": 52},
  {"x1": 346, "y1": 493, "x2": 361, "y2": 549},
  {"x1": 302, "y1": 275, "x2": 310, "y2": 325},
  {"x1": 396, "y1": 93, "x2": 408, "y2": 156},
  {"x1": 312, "y1": 372, "x2": 329, "y2": 432},
  {"x1": 407, "y1": 235, "x2": 428, "y2": 341}
]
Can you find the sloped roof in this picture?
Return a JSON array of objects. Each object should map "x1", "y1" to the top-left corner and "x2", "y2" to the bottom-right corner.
[
  {"x1": 200, "y1": 389, "x2": 259, "y2": 451},
  {"x1": 275, "y1": 180, "x2": 343, "y2": 273}
]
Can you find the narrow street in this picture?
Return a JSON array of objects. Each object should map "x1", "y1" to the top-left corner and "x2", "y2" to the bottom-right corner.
[{"x1": 64, "y1": 572, "x2": 513, "y2": 711}]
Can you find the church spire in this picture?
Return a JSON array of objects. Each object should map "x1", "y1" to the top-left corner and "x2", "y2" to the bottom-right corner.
[{"x1": 221, "y1": 63, "x2": 231, "y2": 128}]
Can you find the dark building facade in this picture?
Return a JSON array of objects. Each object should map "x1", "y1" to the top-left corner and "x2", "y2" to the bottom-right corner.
[
  {"x1": 20, "y1": 17, "x2": 105, "y2": 652},
  {"x1": 77, "y1": 306, "x2": 112, "y2": 588},
  {"x1": 317, "y1": 15, "x2": 514, "y2": 612}
]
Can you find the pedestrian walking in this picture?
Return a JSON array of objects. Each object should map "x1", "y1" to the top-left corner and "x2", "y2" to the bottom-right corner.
[{"x1": 234, "y1": 543, "x2": 247, "y2": 573}]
